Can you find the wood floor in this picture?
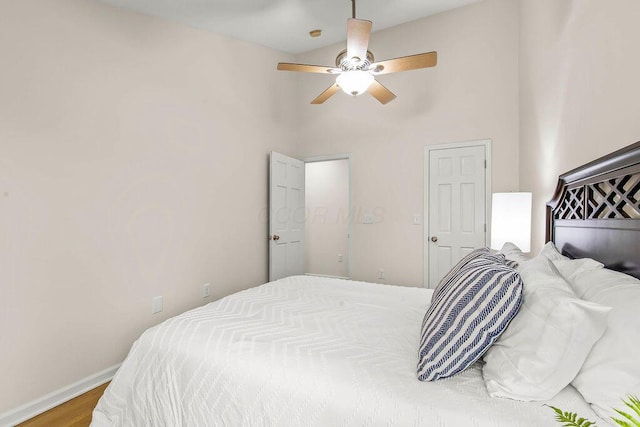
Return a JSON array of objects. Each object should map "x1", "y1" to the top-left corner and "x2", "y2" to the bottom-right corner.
[{"x1": 17, "y1": 382, "x2": 109, "y2": 427}]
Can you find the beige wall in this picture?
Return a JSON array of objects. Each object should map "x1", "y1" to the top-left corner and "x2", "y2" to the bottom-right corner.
[
  {"x1": 294, "y1": 0, "x2": 520, "y2": 286},
  {"x1": 305, "y1": 159, "x2": 350, "y2": 277},
  {"x1": 0, "y1": 0, "x2": 297, "y2": 412},
  {"x1": 519, "y1": 0, "x2": 640, "y2": 253},
  {"x1": 6, "y1": 0, "x2": 640, "y2": 416}
]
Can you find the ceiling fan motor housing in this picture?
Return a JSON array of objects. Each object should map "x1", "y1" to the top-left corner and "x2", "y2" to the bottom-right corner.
[{"x1": 336, "y1": 49, "x2": 375, "y2": 71}]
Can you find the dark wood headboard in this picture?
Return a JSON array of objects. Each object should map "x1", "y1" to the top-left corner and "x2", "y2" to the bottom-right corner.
[{"x1": 546, "y1": 140, "x2": 640, "y2": 279}]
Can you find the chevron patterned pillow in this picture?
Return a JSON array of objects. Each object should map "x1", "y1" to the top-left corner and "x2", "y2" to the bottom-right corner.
[
  {"x1": 432, "y1": 248, "x2": 489, "y2": 299},
  {"x1": 504, "y1": 259, "x2": 519, "y2": 269},
  {"x1": 418, "y1": 257, "x2": 523, "y2": 381},
  {"x1": 432, "y1": 249, "x2": 508, "y2": 305}
]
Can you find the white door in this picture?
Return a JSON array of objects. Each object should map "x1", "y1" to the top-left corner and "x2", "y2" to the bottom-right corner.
[
  {"x1": 269, "y1": 151, "x2": 305, "y2": 281},
  {"x1": 427, "y1": 144, "x2": 488, "y2": 287}
]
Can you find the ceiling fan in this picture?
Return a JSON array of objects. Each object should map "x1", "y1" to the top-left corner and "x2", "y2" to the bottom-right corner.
[{"x1": 277, "y1": 0, "x2": 437, "y2": 105}]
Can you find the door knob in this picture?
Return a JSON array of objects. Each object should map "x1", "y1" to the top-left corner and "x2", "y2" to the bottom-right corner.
[
  {"x1": 273, "y1": 235, "x2": 280, "y2": 241},
  {"x1": 430, "y1": 236, "x2": 438, "y2": 242}
]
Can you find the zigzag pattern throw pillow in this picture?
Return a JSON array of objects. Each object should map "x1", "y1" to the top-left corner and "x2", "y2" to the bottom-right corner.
[
  {"x1": 418, "y1": 256, "x2": 523, "y2": 381},
  {"x1": 432, "y1": 248, "x2": 507, "y2": 305}
]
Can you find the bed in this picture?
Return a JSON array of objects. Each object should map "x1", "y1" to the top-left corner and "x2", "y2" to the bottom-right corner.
[{"x1": 92, "y1": 142, "x2": 640, "y2": 426}]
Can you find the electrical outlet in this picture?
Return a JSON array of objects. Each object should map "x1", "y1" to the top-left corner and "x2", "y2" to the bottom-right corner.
[
  {"x1": 337, "y1": 254, "x2": 343, "y2": 263},
  {"x1": 378, "y1": 269, "x2": 385, "y2": 279},
  {"x1": 152, "y1": 296, "x2": 163, "y2": 314},
  {"x1": 203, "y1": 283, "x2": 211, "y2": 299}
]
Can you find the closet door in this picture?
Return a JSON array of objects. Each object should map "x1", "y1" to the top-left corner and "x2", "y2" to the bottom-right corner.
[{"x1": 427, "y1": 144, "x2": 487, "y2": 287}]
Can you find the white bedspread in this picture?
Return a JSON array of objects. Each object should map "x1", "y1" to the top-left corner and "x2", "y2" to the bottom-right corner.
[{"x1": 92, "y1": 275, "x2": 603, "y2": 426}]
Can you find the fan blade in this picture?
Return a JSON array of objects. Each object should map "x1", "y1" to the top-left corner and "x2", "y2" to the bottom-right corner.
[
  {"x1": 370, "y1": 52, "x2": 437, "y2": 74},
  {"x1": 346, "y1": 18, "x2": 372, "y2": 65},
  {"x1": 277, "y1": 63, "x2": 340, "y2": 74},
  {"x1": 311, "y1": 83, "x2": 340, "y2": 104},
  {"x1": 367, "y1": 80, "x2": 396, "y2": 104}
]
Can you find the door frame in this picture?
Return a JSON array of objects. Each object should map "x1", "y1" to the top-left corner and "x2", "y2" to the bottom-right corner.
[
  {"x1": 302, "y1": 153, "x2": 353, "y2": 280},
  {"x1": 423, "y1": 139, "x2": 492, "y2": 288}
]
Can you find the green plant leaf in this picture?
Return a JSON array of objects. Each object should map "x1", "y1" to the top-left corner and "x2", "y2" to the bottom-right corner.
[
  {"x1": 548, "y1": 405, "x2": 598, "y2": 427},
  {"x1": 611, "y1": 417, "x2": 633, "y2": 427},
  {"x1": 625, "y1": 396, "x2": 640, "y2": 421},
  {"x1": 612, "y1": 412, "x2": 639, "y2": 427},
  {"x1": 611, "y1": 395, "x2": 640, "y2": 427},
  {"x1": 549, "y1": 396, "x2": 640, "y2": 427}
]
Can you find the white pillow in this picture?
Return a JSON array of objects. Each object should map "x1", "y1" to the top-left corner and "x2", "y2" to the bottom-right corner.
[
  {"x1": 482, "y1": 255, "x2": 611, "y2": 401},
  {"x1": 552, "y1": 258, "x2": 603, "y2": 284},
  {"x1": 558, "y1": 265, "x2": 640, "y2": 422},
  {"x1": 539, "y1": 241, "x2": 569, "y2": 261},
  {"x1": 499, "y1": 242, "x2": 531, "y2": 265}
]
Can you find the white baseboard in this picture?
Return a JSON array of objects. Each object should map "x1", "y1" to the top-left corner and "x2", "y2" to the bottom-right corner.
[{"x1": 0, "y1": 363, "x2": 121, "y2": 427}]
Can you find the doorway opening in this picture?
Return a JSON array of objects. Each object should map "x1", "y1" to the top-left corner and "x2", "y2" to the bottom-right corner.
[{"x1": 303, "y1": 154, "x2": 352, "y2": 279}]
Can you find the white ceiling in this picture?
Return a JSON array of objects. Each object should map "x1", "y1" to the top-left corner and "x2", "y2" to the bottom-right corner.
[{"x1": 96, "y1": 0, "x2": 482, "y2": 54}]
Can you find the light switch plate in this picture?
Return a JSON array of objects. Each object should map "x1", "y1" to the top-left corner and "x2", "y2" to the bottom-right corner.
[{"x1": 152, "y1": 296, "x2": 163, "y2": 314}]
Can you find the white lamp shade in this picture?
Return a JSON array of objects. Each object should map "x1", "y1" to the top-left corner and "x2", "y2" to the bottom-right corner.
[
  {"x1": 336, "y1": 71, "x2": 374, "y2": 96},
  {"x1": 490, "y1": 192, "x2": 532, "y2": 252}
]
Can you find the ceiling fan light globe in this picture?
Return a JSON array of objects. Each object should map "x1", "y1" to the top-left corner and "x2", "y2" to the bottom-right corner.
[{"x1": 336, "y1": 70, "x2": 374, "y2": 96}]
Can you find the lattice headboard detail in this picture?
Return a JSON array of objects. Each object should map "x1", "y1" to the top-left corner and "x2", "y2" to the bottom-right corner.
[
  {"x1": 587, "y1": 174, "x2": 640, "y2": 219},
  {"x1": 555, "y1": 187, "x2": 584, "y2": 220},
  {"x1": 547, "y1": 140, "x2": 640, "y2": 279},
  {"x1": 554, "y1": 174, "x2": 640, "y2": 220}
]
